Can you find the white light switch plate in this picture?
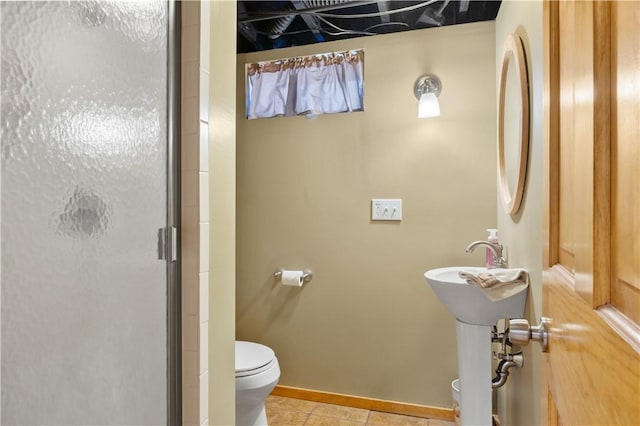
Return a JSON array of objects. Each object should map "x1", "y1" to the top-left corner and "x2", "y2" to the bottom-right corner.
[{"x1": 371, "y1": 199, "x2": 402, "y2": 221}]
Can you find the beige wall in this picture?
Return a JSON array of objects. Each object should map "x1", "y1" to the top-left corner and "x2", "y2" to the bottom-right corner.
[
  {"x1": 236, "y1": 22, "x2": 497, "y2": 408},
  {"x1": 495, "y1": 2, "x2": 544, "y2": 425},
  {"x1": 208, "y1": 1, "x2": 237, "y2": 425}
]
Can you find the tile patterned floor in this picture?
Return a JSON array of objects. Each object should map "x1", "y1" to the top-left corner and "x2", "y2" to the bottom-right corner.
[{"x1": 266, "y1": 395, "x2": 456, "y2": 426}]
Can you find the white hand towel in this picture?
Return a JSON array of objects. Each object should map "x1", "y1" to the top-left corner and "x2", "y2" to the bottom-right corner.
[{"x1": 459, "y1": 269, "x2": 528, "y2": 302}]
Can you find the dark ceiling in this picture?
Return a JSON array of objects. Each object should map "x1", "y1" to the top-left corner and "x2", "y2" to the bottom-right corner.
[{"x1": 237, "y1": 0, "x2": 501, "y2": 53}]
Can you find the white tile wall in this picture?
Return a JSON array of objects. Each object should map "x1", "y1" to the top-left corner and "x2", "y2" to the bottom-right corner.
[
  {"x1": 182, "y1": 206, "x2": 200, "y2": 236},
  {"x1": 183, "y1": 314, "x2": 199, "y2": 352},
  {"x1": 182, "y1": 25, "x2": 200, "y2": 62},
  {"x1": 182, "y1": 0, "x2": 200, "y2": 27},
  {"x1": 181, "y1": 1, "x2": 210, "y2": 424},
  {"x1": 182, "y1": 132, "x2": 199, "y2": 172},
  {"x1": 199, "y1": 172, "x2": 209, "y2": 222},
  {"x1": 183, "y1": 385, "x2": 199, "y2": 426},
  {"x1": 182, "y1": 274, "x2": 198, "y2": 317},
  {"x1": 182, "y1": 96, "x2": 200, "y2": 135},
  {"x1": 182, "y1": 171, "x2": 199, "y2": 208},
  {"x1": 182, "y1": 61, "x2": 200, "y2": 99},
  {"x1": 199, "y1": 272, "x2": 209, "y2": 324},
  {"x1": 199, "y1": 122, "x2": 209, "y2": 172},
  {"x1": 200, "y1": 1, "x2": 211, "y2": 67},
  {"x1": 199, "y1": 370, "x2": 209, "y2": 425},
  {"x1": 199, "y1": 71, "x2": 210, "y2": 123},
  {"x1": 183, "y1": 350, "x2": 199, "y2": 388},
  {"x1": 199, "y1": 223, "x2": 210, "y2": 276},
  {"x1": 199, "y1": 322, "x2": 209, "y2": 375}
]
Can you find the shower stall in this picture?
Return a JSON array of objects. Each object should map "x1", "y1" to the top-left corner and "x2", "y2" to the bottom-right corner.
[{"x1": 0, "y1": 1, "x2": 180, "y2": 424}]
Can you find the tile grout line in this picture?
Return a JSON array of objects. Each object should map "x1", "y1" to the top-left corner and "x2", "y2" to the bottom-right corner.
[
  {"x1": 304, "y1": 400, "x2": 315, "y2": 426},
  {"x1": 365, "y1": 409, "x2": 373, "y2": 426}
]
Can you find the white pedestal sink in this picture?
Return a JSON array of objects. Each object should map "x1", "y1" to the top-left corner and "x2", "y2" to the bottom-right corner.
[{"x1": 424, "y1": 267, "x2": 528, "y2": 426}]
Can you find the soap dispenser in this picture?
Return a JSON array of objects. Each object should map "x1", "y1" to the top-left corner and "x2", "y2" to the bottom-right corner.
[{"x1": 486, "y1": 229, "x2": 499, "y2": 268}]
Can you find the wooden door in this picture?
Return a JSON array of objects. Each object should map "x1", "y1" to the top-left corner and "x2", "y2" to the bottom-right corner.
[{"x1": 542, "y1": 1, "x2": 640, "y2": 425}]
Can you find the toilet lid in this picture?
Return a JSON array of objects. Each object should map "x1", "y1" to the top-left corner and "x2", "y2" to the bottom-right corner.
[{"x1": 235, "y1": 341, "x2": 276, "y2": 377}]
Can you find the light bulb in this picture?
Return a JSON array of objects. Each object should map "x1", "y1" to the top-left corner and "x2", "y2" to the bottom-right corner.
[{"x1": 418, "y1": 92, "x2": 440, "y2": 118}]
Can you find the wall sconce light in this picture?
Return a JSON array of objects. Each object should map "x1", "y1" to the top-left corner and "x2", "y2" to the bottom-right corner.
[{"x1": 413, "y1": 74, "x2": 442, "y2": 118}]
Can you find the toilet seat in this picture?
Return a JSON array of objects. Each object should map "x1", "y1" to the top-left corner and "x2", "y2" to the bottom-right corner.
[{"x1": 236, "y1": 341, "x2": 276, "y2": 378}]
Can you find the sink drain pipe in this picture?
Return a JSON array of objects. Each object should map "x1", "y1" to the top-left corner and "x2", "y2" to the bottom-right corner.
[{"x1": 491, "y1": 352, "x2": 524, "y2": 389}]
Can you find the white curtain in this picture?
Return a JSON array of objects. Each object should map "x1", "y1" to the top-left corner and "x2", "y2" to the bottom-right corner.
[{"x1": 246, "y1": 50, "x2": 364, "y2": 119}]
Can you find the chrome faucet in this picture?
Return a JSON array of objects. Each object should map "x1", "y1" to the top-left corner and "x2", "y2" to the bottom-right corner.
[{"x1": 465, "y1": 241, "x2": 507, "y2": 269}]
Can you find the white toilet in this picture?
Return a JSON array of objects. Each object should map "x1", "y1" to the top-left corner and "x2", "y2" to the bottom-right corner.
[{"x1": 235, "y1": 341, "x2": 281, "y2": 426}]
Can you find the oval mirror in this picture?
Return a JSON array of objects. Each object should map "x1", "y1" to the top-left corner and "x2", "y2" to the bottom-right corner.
[{"x1": 498, "y1": 33, "x2": 530, "y2": 215}]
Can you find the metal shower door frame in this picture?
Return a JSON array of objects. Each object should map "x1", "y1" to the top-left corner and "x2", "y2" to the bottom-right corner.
[{"x1": 167, "y1": 1, "x2": 182, "y2": 425}]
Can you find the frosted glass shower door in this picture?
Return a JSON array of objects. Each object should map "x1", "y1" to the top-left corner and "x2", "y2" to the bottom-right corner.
[{"x1": 0, "y1": 1, "x2": 177, "y2": 424}]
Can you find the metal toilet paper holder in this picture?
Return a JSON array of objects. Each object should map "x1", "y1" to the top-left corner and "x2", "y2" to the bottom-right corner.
[{"x1": 274, "y1": 269, "x2": 313, "y2": 283}]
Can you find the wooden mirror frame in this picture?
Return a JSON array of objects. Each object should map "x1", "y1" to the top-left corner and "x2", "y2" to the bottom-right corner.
[{"x1": 498, "y1": 33, "x2": 530, "y2": 215}]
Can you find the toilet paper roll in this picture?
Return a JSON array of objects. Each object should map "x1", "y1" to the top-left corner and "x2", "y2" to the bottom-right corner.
[{"x1": 281, "y1": 270, "x2": 305, "y2": 287}]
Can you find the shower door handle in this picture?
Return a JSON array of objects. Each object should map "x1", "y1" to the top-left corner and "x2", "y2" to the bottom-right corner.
[{"x1": 158, "y1": 226, "x2": 178, "y2": 262}]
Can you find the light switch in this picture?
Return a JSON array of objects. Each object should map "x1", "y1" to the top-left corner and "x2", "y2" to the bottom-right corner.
[{"x1": 371, "y1": 199, "x2": 402, "y2": 221}]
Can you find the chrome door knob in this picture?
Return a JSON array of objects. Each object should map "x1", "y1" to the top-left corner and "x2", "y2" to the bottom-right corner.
[{"x1": 508, "y1": 318, "x2": 550, "y2": 352}]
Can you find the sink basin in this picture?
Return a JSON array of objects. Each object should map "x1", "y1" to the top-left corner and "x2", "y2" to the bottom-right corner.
[{"x1": 424, "y1": 266, "x2": 528, "y2": 326}]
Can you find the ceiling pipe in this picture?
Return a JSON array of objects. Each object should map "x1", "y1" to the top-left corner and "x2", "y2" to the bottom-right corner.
[
  {"x1": 267, "y1": 11, "x2": 297, "y2": 39},
  {"x1": 416, "y1": 0, "x2": 449, "y2": 27},
  {"x1": 269, "y1": 0, "x2": 352, "y2": 39},
  {"x1": 376, "y1": 0, "x2": 391, "y2": 24},
  {"x1": 238, "y1": 0, "x2": 378, "y2": 25}
]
